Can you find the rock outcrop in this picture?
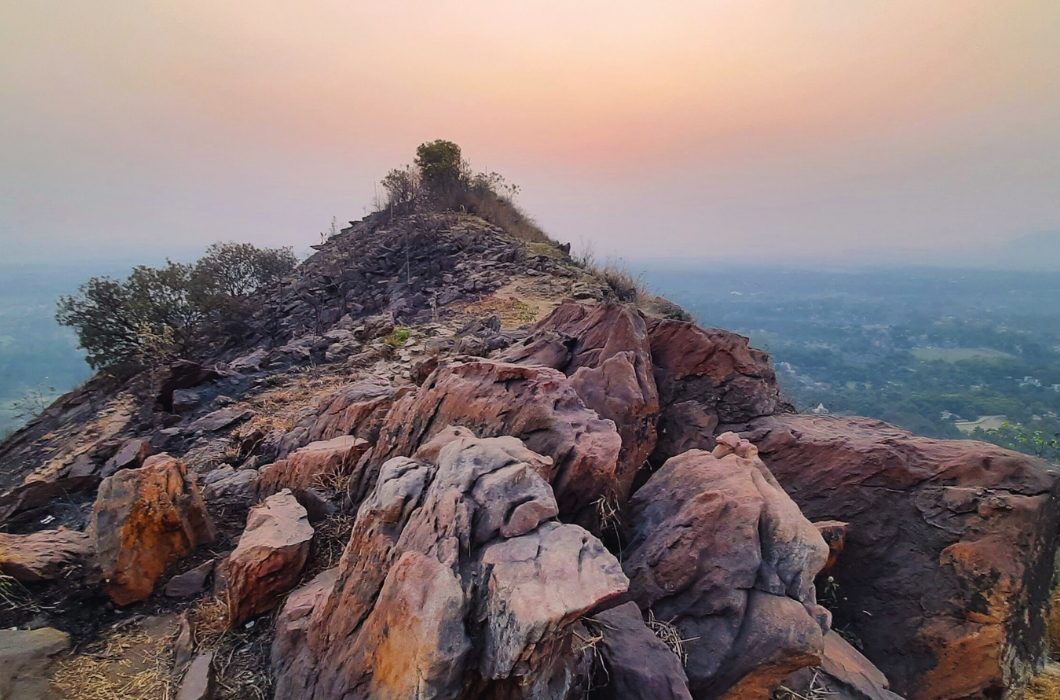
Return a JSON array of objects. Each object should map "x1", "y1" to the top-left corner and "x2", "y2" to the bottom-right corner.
[
  {"x1": 90, "y1": 454, "x2": 215, "y2": 605},
  {"x1": 648, "y1": 320, "x2": 783, "y2": 465},
  {"x1": 226, "y1": 489, "x2": 314, "y2": 625},
  {"x1": 621, "y1": 438, "x2": 830, "y2": 699},
  {"x1": 272, "y1": 436, "x2": 627, "y2": 700},
  {"x1": 502, "y1": 302, "x2": 660, "y2": 503},
  {"x1": 369, "y1": 359, "x2": 622, "y2": 523},
  {"x1": 780, "y1": 630, "x2": 904, "y2": 700},
  {"x1": 741, "y1": 414, "x2": 1060, "y2": 700}
]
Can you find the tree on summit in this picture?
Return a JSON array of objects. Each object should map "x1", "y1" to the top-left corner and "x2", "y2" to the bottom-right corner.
[{"x1": 414, "y1": 139, "x2": 467, "y2": 193}]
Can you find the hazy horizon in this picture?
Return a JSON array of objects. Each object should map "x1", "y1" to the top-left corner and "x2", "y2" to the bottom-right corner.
[{"x1": 3, "y1": 2, "x2": 1060, "y2": 266}]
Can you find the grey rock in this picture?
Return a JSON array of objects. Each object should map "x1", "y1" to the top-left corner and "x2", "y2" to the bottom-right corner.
[
  {"x1": 0, "y1": 627, "x2": 70, "y2": 700},
  {"x1": 165, "y1": 559, "x2": 216, "y2": 598},
  {"x1": 188, "y1": 407, "x2": 253, "y2": 433}
]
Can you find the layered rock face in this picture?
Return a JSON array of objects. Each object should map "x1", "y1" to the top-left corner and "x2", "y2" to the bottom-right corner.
[
  {"x1": 622, "y1": 438, "x2": 831, "y2": 699},
  {"x1": 272, "y1": 435, "x2": 627, "y2": 700},
  {"x1": 369, "y1": 359, "x2": 622, "y2": 523},
  {"x1": 741, "y1": 415, "x2": 1060, "y2": 700},
  {"x1": 649, "y1": 320, "x2": 783, "y2": 465}
]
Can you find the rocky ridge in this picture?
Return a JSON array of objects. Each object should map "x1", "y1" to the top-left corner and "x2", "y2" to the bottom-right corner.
[{"x1": 0, "y1": 212, "x2": 1056, "y2": 700}]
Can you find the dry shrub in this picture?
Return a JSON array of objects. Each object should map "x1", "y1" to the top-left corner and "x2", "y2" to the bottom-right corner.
[
  {"x1": 645, "y1": 609, "x2": 697, "y2": 666},
  {"x1": 771, "y1": 668, "x2": 833, "y2": 700},
  {"x1": 458, "y1": 189, "x2": 554, "y2": 245},
  {"x1": 310, "y1": 513, "x2": 356, "y2": 573}
]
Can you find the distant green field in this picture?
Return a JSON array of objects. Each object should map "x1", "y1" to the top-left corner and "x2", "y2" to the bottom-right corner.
[{"x1": 911, "y1": 347, "x2": 1014, "y2": 363}]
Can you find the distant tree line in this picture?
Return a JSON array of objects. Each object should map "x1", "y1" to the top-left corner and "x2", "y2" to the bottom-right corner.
[{"x1": 56, "y1": 242, "x2": 297, "y2": 372}]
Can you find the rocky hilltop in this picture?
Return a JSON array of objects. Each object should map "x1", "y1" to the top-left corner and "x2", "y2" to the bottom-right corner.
[{"x1": 0, "y1": 211, "x2": 1058, "y2": 700}]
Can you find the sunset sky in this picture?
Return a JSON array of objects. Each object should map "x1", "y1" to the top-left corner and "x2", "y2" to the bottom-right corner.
[{"x1": 3, "y1": 1, "x2": 1059, "y2": 265}]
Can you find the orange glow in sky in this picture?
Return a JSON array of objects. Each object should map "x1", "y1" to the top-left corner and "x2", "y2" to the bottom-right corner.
[{"x1": 2, "y1": 1, "x2": 1059, "y2": 263}]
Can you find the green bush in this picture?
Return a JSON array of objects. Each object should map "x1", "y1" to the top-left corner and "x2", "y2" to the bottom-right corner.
[{"x1": 57, "y1": 242, "x2": 297, "y2": 370}]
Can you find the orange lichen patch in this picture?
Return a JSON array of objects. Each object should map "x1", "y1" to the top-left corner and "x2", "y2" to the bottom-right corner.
[{"x1": 914, "y1": 618, "x2": 1006, "y2": 700}]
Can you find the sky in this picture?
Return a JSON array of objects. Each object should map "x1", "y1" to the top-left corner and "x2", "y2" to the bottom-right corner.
[{"x1": 2, "y1": 1, "x2": 1060, "y2": 266}]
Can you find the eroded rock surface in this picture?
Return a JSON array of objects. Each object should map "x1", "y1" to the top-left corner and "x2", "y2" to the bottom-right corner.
[
  {"x1": 272, "y1": 435, "x2": 627, "y2": 700},
  {"x1": 90, "y1": 454, "x2": 215, "y2": 605},
  {"x1": 0, "y1": 528, "x2": 92, "y2": 582},
  {"x1": 741, "y1": 414, "x2": 1060, "y2": 700},
  {"x1": 648, "y1": 320, "x2": 783, "y2": 465},
  {"x1": 622, "y1": 441, "x2": 829, "y2": 699},
  {"x1": 501, "y1": 301, "x2": 660, "y2": 503},
  {"x1": 370, "y1": 359, "x2": 622, "y2": 522}
]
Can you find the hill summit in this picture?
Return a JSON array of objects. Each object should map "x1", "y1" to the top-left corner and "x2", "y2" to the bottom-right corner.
[{"x1": 1, "y1": 201, "x2": 1059, "y2": 698}]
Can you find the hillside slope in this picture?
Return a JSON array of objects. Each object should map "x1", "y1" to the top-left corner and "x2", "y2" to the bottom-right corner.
[{"x1": 0, "y1": 212, "x2": 1057, "y2": 700}]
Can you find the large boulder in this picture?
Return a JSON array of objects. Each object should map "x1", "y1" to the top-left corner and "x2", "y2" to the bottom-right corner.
[
  {"x1": 621, "y1": 439, "x2": 830, "y2": 699},
  {"x1": 647, "y1": 320, "x2": 783, "y2": 465},
  {"x1": 226, "y1": 489, "x2": 314, "y2": 625},
  {"x1": 0, "y1": 528, "x2": 92, "y2": 582},
  {"x1": 89, "y1": 454, "x2": 215, "y2": 605},
  {"x1": 272, "y1": 436, "x2": 628, "y2": 700},
  {"x1": 740, "y1": 414, "x2": 1060, "y2": 700},
  {"x1": 501, "y1": 302, "x2": 660, "y2": 503},
  {"x1": 369, "y1": 359, "x2": 622, "y2": 523}
]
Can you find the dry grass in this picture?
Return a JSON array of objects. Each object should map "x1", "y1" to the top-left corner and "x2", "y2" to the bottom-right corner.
[
  {"x1": 771, "y1": 669, "x2": 835, "y2": 700},
  {"x1": 310, "y1": 513, "x2": 356, "y2": 574},
  {"x1": 645, "y1": 609, "x2": 697, "y2": 666},
  {"x1": 0, "y1": 573, "x2": 45, "y2": 613},
  {"x1": 245, "y1": 369, "x2": 352, "y2": 429},
  {"x1": 1027, "y1": 670, "x2": 1060, "y2": 700},
  {"x1": 52, "y1": 625, "x2": 176, "y2": 700},
  {"x1": 191, "y1": 595, "x2": 231, "y2": 649}
]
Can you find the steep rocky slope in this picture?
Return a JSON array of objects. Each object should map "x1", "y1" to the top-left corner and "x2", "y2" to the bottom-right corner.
[{"x1": 0, "y1": 212, "x2": 1057, "y2": 700}]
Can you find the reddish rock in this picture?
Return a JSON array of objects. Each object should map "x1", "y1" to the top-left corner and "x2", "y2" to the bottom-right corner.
[
  {"x1": 370, "y1": 359, "x2": 622, "y2": 521},
  {"x1": 781, "y1": 630, "x2": 903, "y2": 700},
  {"x1": 622, "y1": 446, "x2": 829, "y2": 699},
  {"x1": 273, "y1": 436, "x2": 627, "y2": 700},
  {"x1": 101, "y1": 437, "x2": 154, "y2": 477},
  {"x1": 647, "y1": 319, "x2": 783, "y2": 465},
  {"x1": 257, "y1": 436, "x2": 370, "y2": 497},
  {"x1": 587, "y1": 601, "x2": 693, "y2": 700},
  {"x1": 272, "y1": 568, "x2": 339, "y2": 670},
  {"x1": 0, "y1": 528, "x2": 92, "y2": 582},
  {"x1": 271, "y1": 380, "x2": 403, "y2": 460},
  {"x1": 740, "y1": 414, "x2": 1060, "y2": 700},
  {"x1": 89, "y1": 454, "x2": 215, "y2": 605},
  {"x1": 502, "y1": 302, "x2": 660, "y2": 502},
  {"x1": 226, "y1": 489, "x2": 313, "y2": 625}
]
